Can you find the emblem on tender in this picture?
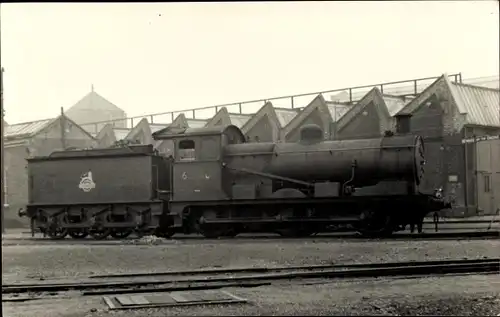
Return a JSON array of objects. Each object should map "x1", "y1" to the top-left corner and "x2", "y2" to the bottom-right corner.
[{"x1": 79, "y1": 171, "x2": 96, "y2": 192}]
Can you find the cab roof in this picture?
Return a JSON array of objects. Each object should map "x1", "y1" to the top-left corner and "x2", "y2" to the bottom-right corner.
[{"x1": 152, "y1": 124, "x2": 246, "y2": 144}]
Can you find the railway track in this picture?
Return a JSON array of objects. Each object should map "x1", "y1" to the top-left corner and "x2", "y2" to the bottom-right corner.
[
  {"x1": 12, "y1": 218, "x2": 499, "y2": 240},
  {"x1": 3, "y1": 258, "x2": 499, "y2": 302},
  {"x1": 3, "y1": 230, "x2": 498, "y2": 246}
]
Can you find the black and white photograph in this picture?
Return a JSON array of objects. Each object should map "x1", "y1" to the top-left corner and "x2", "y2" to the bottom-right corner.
[{"x1": 1, "y1": 1, "x2": 499, "y2": 316}]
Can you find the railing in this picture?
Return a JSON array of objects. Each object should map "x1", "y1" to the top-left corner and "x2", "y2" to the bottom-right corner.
[{"x1": 79, "y1": 73, "x2": 463, "y2": 134}]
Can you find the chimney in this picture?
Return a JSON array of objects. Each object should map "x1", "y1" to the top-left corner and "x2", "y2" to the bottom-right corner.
[{"x1": 395, "y1": 114, "x2": 412, "y2": 134}]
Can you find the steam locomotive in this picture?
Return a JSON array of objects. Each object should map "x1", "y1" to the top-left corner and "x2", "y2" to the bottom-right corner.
[{"x1": 19, "y1": 122, "x2": 450, "y2": 239}]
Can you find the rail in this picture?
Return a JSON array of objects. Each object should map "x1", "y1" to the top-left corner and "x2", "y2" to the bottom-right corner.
[
  {"x1": 79, "y1": 73, "x2": 462, "y2": 133},
  {"x1": 2, "y1": 258, "x2": 498, "y2": 298}
]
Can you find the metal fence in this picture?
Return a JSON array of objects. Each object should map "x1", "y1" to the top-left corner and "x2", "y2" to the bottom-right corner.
[{"x1": 80, "y1": 73, "x2": 463, "y2": 134}]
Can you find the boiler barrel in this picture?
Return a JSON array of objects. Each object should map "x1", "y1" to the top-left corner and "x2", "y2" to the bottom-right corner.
[{"x1": 265, "y1": 135, "x2": 424, "y2": 186}]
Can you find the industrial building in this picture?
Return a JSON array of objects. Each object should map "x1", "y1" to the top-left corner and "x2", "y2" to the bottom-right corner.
[
  {"x1": 334, "y1": 88, "x2": 415, "y2": 140},
  {"x1": 3, "y1": 73, "x2": 499, "y2": 227},
  {"x1": 397, "y1": 75, "x2": 500, "y2": 216},
  {"x1": 281, "y1": 94, "x2": 350, "y2": 141},
  {"x1": 64, "y1": 87, "x2": 128, "y2": 134},
  {"x1": 3, "y1": 115, "x2": 95, "y2": 227},
  {"x1": 241, "y1": 102, "x2": 300, "y2": 142}
]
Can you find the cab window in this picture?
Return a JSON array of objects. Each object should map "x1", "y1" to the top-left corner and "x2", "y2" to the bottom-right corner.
[{"x1": 178, "y1": 139, "x2": 196, "y2": 161}]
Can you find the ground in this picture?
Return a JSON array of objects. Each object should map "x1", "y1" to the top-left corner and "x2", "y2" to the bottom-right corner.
[{"x1": 2, "y1": 232, "x2": 500, "y2": 316}]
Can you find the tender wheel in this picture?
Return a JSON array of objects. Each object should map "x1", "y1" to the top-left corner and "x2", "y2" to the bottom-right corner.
[
  {"x1": 68, "y1": 229, "x2": 89, "y2": 239},
  {"x1": 89, "y1": 228, "x2": 111, "y2": 240},
  {"x1": 110, "y1": 230, "x2": 133, "y2": 239},
  {"x1": 47, "y1": 227, "x2": 68, "y2": 240}
]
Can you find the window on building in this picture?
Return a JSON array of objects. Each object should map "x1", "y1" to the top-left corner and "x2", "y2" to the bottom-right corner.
[
  {"x1": 178, "y1": 139, "x2": 196, "y2": 161},
  {"x1": 484, "y1": 174, "x2": 491, "y2": 193}
]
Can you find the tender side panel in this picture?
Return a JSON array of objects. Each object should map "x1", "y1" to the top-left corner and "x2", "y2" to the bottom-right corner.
[{"x1": 29, "y1": 156, "x2": 155, "y2": 205}]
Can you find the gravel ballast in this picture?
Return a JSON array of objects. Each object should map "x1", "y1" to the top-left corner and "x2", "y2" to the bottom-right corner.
[
  {"x1": 2, "y1": 239, "x2": 498, "y2": 283},
  {"x1": 2, "y1": 274, "x2": 499, "y2": 317}
]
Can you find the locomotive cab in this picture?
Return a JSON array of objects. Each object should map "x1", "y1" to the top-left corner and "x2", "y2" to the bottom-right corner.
[{"x1": 152, "y1": 125, "x2": 246, "y2": 202}]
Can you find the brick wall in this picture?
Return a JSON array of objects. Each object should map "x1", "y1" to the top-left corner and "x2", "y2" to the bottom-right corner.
[
  {"x1": 285, "y1": 108, "x2": 327, "y2": 142},
  {"x1": 4, "y1": 144, "x2": 30, "y2": 228},
  {"x1": 404, "y1": 79, "x2": 493, "y2": 217},
  {"x1": 336, "y1": 101, "x2": 382, "y2": 140},
  {"x1": 245, "y1": 115, "x2": 276, "y2": 142},
  {"x1": 4, "y1": 118, "x2": 96, "y2": 228}
]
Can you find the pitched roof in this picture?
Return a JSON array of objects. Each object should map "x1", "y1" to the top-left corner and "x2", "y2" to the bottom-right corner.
[
  {"x1": 4, "y1": 118, "x2": 54, "y2": 139},
  {"x1": 5, "y1": 115, "x2": 96, "y2": 142},
  {"x1": 326, "y1": 101, "x2": 351, "y2": 122},
  {"x1": 282, "y1": 94, "x2": 350, "y2": 137},
  {"x1": 449, "y1": 82, "x2": 499, "y2": 127},
  {"x1": 113, "y1": 128, "x2": 132, "y2": 140},
  {"x1": 336, "y1": 88, "x2": 412, "y2": 133},
  {"x1": 205, "y1": 107, "x2": 253, "y2": 128},
  {"x1": 240, "y1": 102, "x2": 300, "y2": 136},
  {"x1": 66, "y1": 90, "x2": 124, "y2": 113},
  {"x1": 398, "y1": 74, "x2": 500, "y2": 128},
  {"x1": 125, "y1": 118, "x2": 153, "y2": 143},
  {"x1": 382, "y1": 94, "x2": 411, "y2": 117},
  {"x1": 274, "y1": 108, "x2": 301, "y2": 127},
  {"x1": 150, "y1": 123, "x2": 170, "y2": 134},
  {"x1": 186, "y1": 118, "x2": 208, "y2": 128}
]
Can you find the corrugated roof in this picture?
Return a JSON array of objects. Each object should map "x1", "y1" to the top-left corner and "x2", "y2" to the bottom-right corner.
[
  {"x1": 186, "y1": 119, "x2": 208, "y2": 128},
  {"x1": 326, "y1": 102, "x2": 350, "y2": 122},
  {"x1": 4, "y1": 118, "x2": 54, "y2": 139},
  {"x1": 275, "y1": 108, "x2": 299, "y2": 127},
  {"x1": 382, "y1": 95, "x2": 409, "y2": 117},
  {"x1": 228, "y1": 113, "x2": 252, "y2": 128},
  {"x1": 113, "y1": 128, "x2": 131, "y2": 140},
  {"x1": 449, "y1": 83, "x2": 500, "y2": 127}
]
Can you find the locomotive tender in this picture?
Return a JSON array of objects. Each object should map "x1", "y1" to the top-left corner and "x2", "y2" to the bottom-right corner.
[{"x1": 19, "y1": 122, "x2": 450, "y2": 239}]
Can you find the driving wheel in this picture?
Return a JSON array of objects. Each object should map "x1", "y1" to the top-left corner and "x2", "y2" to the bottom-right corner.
[{"x1": 47, "y1": 227, "x2": 68, "y2": 240}]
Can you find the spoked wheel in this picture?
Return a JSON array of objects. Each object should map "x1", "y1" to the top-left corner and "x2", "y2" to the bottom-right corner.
[
  {"x1": 89, "y1": 228, "x2": 111, "y2": 240},
  {"x1": 110, "y1": 229, "x2": 133, "y2": 239},
  {"x1": 68, "y1": 229, "x2": 89, "y2": 239},
  {"x1": 355, "y1": 210, "x2": 393, "y2": 238},
  {"x1": 47, "y1": 227, "x2": 68, "y2": 240}
]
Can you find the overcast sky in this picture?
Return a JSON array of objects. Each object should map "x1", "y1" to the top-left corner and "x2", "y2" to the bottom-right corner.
[{"x1": 1, "y1": 1, "x2": 499, "y2": 124}]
